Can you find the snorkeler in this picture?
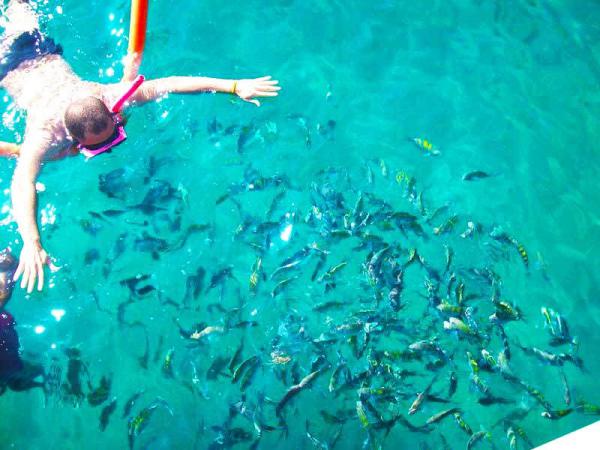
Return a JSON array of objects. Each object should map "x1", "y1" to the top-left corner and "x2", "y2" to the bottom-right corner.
[{"x1": 0, "y1": 0, "x2": 281, "y2": 293}]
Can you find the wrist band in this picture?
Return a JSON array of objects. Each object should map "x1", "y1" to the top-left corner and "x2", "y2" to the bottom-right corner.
[{"x1": 231, "y1": 80, "x2": 238, "y2": 94}]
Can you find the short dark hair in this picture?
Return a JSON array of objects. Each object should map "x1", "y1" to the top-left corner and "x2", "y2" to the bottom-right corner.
[{"x1": 64, "y1": 97, "x2": 112, "y2": 141}]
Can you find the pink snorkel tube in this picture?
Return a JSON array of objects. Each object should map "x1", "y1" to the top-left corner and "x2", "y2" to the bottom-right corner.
[
  {"x1": 111, "y1": 74, "x2": 145, "y2": 113},
  {"x1": 79, "y1": 74, "x2": 145, "y2": 159}
]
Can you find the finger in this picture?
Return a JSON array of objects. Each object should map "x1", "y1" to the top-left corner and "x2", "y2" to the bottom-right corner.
[
  {"x1": 20, "y1": 266, "x2": 30, "y2": 289},
  {"x1": 258, "y1": 84, "x2": 281, "y2": 91},
  {"x1": 13, "y1": 260, "x2": 24, "y2": 281},
  {"x1": 37, "y1": 258, "x2": 44, "y2": 291},
  {"x1": 248, "y1": 99, "x2": 260, "y2": 107},
  {"x1": 27, "y1": 266, "x2": 36, "y2": 294},
  {"x1": 256, "y1": 91, "x2": 279, "y2": 97},
  {"x1": 260, "y1": 80, "x2": 279, "y2": 85},
  {"x1": 255, "y1": 76, "x2": 272, "y2": 80}
]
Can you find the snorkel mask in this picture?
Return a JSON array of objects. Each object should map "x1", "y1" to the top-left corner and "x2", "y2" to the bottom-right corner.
[{"x1": 78, "y1": 74, "x2": 145, "y2": 159}]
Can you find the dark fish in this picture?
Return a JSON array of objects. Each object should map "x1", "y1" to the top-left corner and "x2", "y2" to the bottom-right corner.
[
  {"x1": 559, "y1": 368, "x2": 571, "y2": 405},
  {"x1": 136, "y1": 285, "x2": 156, "y2": 297},
  {"x1": 120, "y1": 274, "x2": 153, "y2": 299},
  {"x1": 489, "y1": 301, "x2": 522, "y2": 322},
  {"x1": 232, "y1": 356, "x2": 259, "y2": 383},
  {"x1": 453, "y1": 412, "x2": 473, "y2": 436},
  {"x1": 103, "y1": 232, "x2": 128, "y2": 277},
  {"x1": 207, "y1": 267, "x2": 235, "y2": 292},
  {"x1": 122, "y1": 390, "x2": 145, "y2": 418},
  {"x1": 239, "y1": 360, "x2": 260, "y2": 391},
  {"x1": 426, "y1": 205, "x2": 450, "y2": 225},
  {"x1": 87, "y1": 375, "x2": 111, "y2": 406},
  {"x1": 145, "y1": 155, "x2": 173, "y2": 181},
  {"x1": 102, "y1": 209, "x2": 127, "y2": 217},
  {"x1": 317, "y1": 119, "x2": 336, "y2": 139},
  {"x1": 207, "y1": 117, "x2": 223, "y2": 138},
  {"x1": 127, "y1": 398, "x2": 173, "y2": 450},
  {"x1": 183, "y1": 267, "x2": 205, "y2": 307},
  {"x1": 320, "y1": 410, "x2": 351, "y2": 424},
  {"x1": 271, "y1": 277, "x2": 296, "y2": 297},
  {"x1": 426, "y1": 408, "x2": 461, "y2": 425},
  {"x1": 305, "y1": 420, "x2": 329, "y2": 449},
  {"x1": 356, "y1": 400, "x2": 370, "y2": 428},
  {"x1": 311, "y1": 253, "x2": 328, "y2": 282},
  {"x1": 541, "y1": 408, "x2": 574, "y2": 420},
  {"x1": 388, "y1": 268, "x2": 404, "y2": 312},
  {"x1": 496, "y1": 322, "x2": 511, "y2": 362},
  {"x1": 169, "y1": 224, "x2": 211, "y2": 251},
  {"x1": 575, "y1": 401, "x2": 600, "y2": 415},
  {"x1": 490, "y1": 228, "x2": 529, "y2": 268},
  {"x1": 512, "y1": 239, "x2": 529, "y2": 268},
  {"x1": 130, "y1": 180, "x2": 180, "y2": 216},
  {"x1": 228, "y1": 342, "x2": 244, "y2": 375},
  {"x1": 99, "y1": 397, "x2": 117, "y2": 431},
  {"x1": 98, "y1": 168, "x2": 128, "y2": 199},
  {"x1": 237, "y1": 124, "x2": 259, "y2": 153},
  {"x1": 460, "y1": 221, "x2": 482, "y2": 238},
  {"x1": 153, "y1": 336, "x2": 165, "y2": 364},
  {"x1": 272, "y1": 246, "x2": 316, "y2": 279},
  {"x1": 466, "y1": 431, "x2": 489, "y2": 450},
  {"x1": 249, "y1": 257, "x2": 262, "y2": 294},
  {"x1": 207, "y1": 356, "x2": 229, "y2": 380},
  {"x1": 133, "y1": 233, "x2": 169, "y2": 259},
  {"x1": 462, "y1": 171, "x2": 491, "y2": 181},
  {"x1": 448, "y1": 371, "x2": 458, "y2": 398},
  {"x1": 312, "y1": 300, "x2": 348, "y2": 312},
  {"x1": 229, "y1": 320, "x2": 259, "y2": 329},
  {"x1": 541, "y1": 307, "x2": 576, "y2": 346},
  {"x1": 135, "y1": 324, "x2": 150, "y2": 369},
  {"x1": 518, "y1": 345, "x2": 581, "y2": 367},
  {"x1": 443, "y1": 245, "x2": 453, "y2": 274},
  {"x1": 478, "y1": 394, "x2": 513, "y2": 406},
  {"x1": 209, "y1": 426, "x2": 253, "y2": 448},
  {"x1": 215, "y1": 192, "x2": 230, "y2": 205},
  {"x1": 317, "y1": 261, "x2": 348, "y2": 283},
  {"x1": 433, "y1": 215, "x2": 459, "y2": 235},
  {"x1": 162, "y1": 348, "x2": 175, "y2": 378},
  {"x1": 276, "y1": 370, "x2": 322, "y2": 417},
  {"x1": 84, "y1": 249, "x2": 100, "y2": 265},
  {"x1": 328, "y1": 362, "x2": 351, "y2": 393}
]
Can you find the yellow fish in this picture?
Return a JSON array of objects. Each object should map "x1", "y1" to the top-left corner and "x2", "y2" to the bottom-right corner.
[{"x1": 412, "y1": 137, "x2": 441, "y2": 155}]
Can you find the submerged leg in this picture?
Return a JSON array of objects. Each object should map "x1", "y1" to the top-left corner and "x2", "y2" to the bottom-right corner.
[
  {"x1": 0, "y1": 250, "x2": 22, "y2": 389},
  {"x1": 6, "y1": 360, "x2": 45, "y2": 391},
  {"x1": 0, "y1": 248, "x2": 17, "y2": 308},
  {"x1": 0, "y1": 310, "x2": 24, "y2": 382}
]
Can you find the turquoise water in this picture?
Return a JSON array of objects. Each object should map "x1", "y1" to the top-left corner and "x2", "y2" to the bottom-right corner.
[{"x1": 1, "y1": 0, "x2": 599, "y2": 449}]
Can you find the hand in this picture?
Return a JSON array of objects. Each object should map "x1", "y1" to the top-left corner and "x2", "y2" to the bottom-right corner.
[
  {"x1": 13, "y1": 241, "x2": 49, "y2": 293},
  {"x1": 234, "y1": 76, "x2": 281, "y2": 107}
]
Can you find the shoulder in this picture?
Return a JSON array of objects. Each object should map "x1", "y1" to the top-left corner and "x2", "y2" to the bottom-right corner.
[
  {"x1": 21, "y1": 120, "x2": 59, "y2": 156},
  {"x1": 97, "y1": 81, "x2": 129, "y2": 105}
]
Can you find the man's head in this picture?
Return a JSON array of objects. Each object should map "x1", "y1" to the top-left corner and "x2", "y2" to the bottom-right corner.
[{"x1": 64, "y1": 97, "x2": 115, "y2": 146}]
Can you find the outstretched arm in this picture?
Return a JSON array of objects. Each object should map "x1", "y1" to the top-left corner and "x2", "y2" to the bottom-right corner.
[
  {"x1": 0, "y1": 141, "x2": 19, "y2": 158},
  {"x1": 10, "y1": 134, "x2": 50, "y2": 293},
  {"x1": 131, "y1": 75, "x2": 280, "y2": 107},
  {"x1": 121, "y1": 52, "x2": 142, "y2": 83}
]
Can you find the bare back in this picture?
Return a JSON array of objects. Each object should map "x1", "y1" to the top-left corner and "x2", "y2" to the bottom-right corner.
[{"x1": 1, "y1": 54, "x2": 125, "y2": 159}]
